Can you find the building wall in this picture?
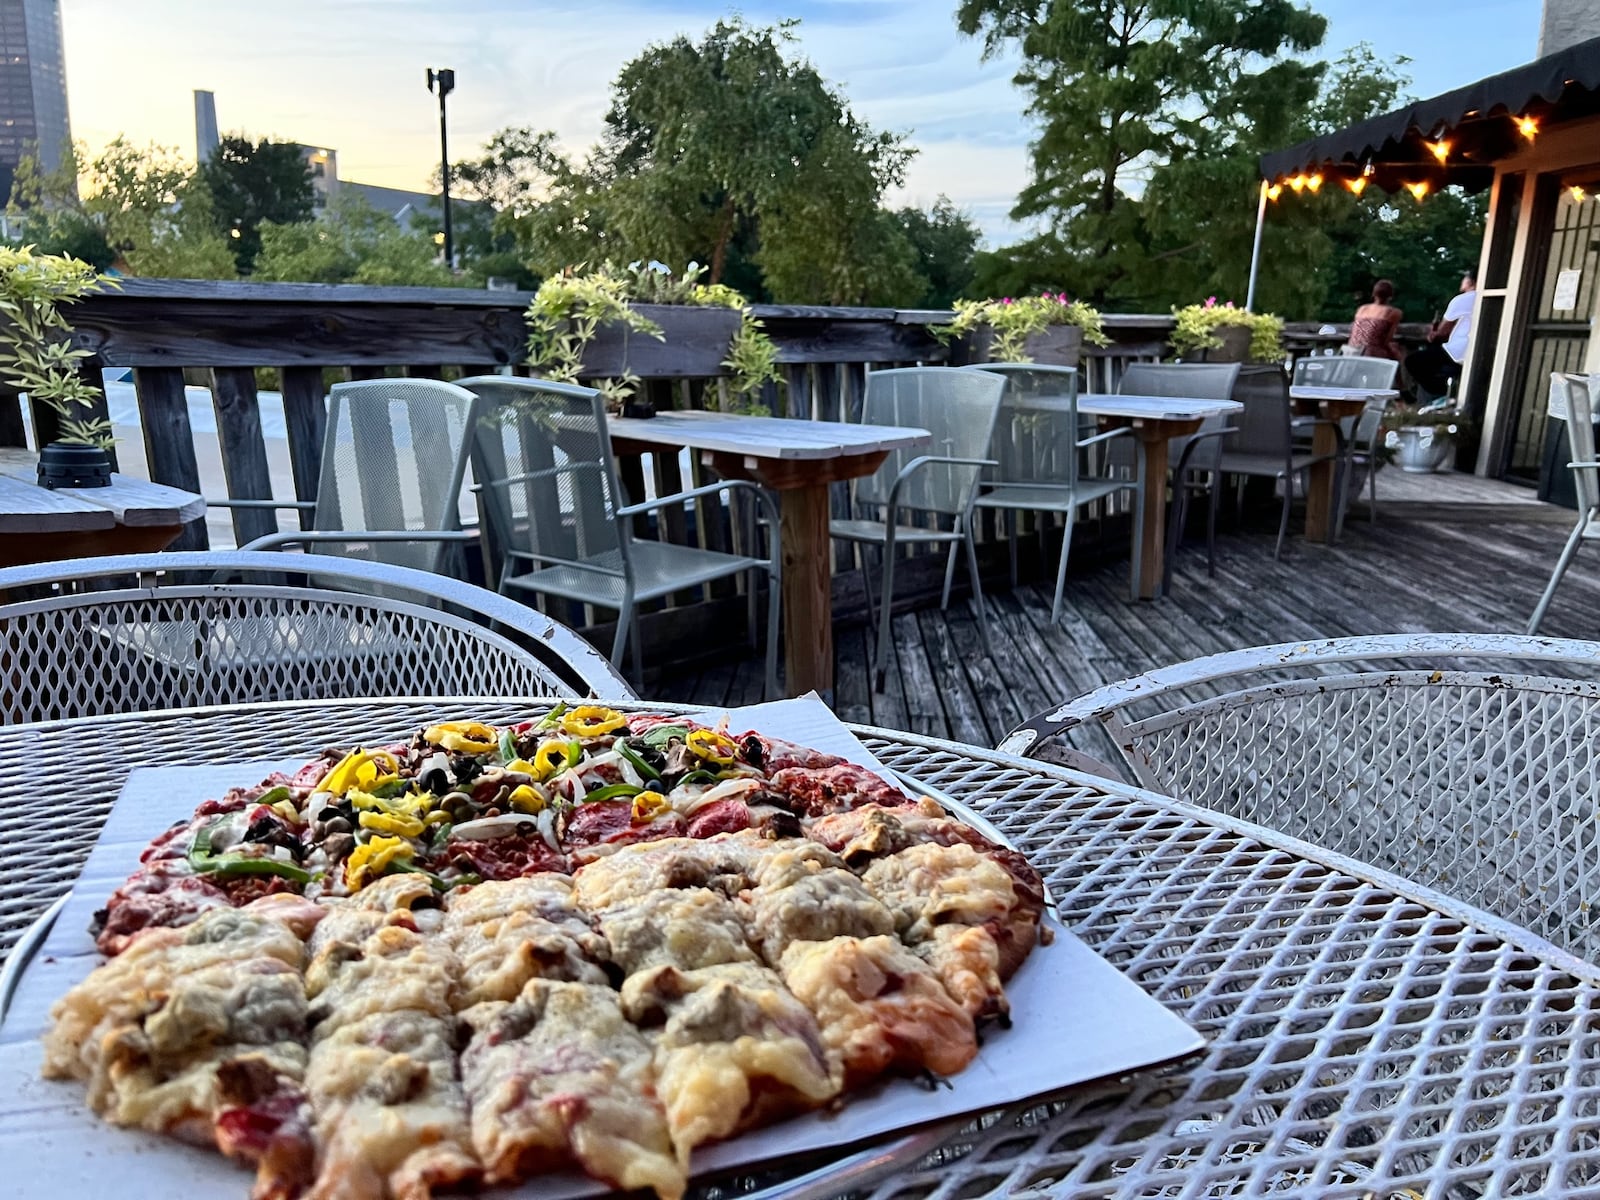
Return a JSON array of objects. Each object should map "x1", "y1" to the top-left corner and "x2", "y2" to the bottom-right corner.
[
  {"x1": 1539, "y1": 0, "x2": 1600, "y2": 57},
  {"x1": 0, "y1": 0, "x2": 69, "y2": 202}
]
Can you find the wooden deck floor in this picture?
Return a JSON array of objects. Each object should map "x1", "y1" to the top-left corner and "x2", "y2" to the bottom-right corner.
[{"x1": 659, "y1": 475, "x2": 1600, "y2": 746}]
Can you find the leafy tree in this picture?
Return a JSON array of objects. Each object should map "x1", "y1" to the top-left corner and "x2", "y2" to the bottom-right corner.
[
  {"x1": 252, "y1": 192, "x2": 454, "y2": 286},
  {"x1": 198, "y1": 134, "x2": 314, "y2": 273},
  {"x1": 7, "y1": 137, "x2": 235, "y2": 278},
  {"x1": 889, "y1": 198, "x2": 981, "y2": 307},
  {"x1": 955, "y1": 0, "x2": 1326, "y2": 304}
]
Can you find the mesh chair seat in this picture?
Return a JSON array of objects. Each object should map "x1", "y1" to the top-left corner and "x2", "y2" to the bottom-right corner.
[
  {"x1": 1216, "y1": 449, "x2": 1332, "y2": 479},
  {"x1": 829, "y1": 517, "x2": 964, "y2": 546},
  {"x1": 974, "y1": 478, "x2": 1132, "y2": 512},
  {"x1": 503, "y1": 541, "x2": 765, "y2": 607}
]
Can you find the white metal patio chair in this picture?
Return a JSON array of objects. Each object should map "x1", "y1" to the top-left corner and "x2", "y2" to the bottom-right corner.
[
  {"x1": 1527, "y1": 373, "x2": 1600, "y2": 635},
  {"x1": 832, "y1": 367, "x2": 1004, "y2": 692},
  {"x1": 459, "y1": 375, "x2": 782, "y2": 697},
  {"x1": 1115, "y1": 363, "x2": 1241, "y2": 587},
  {"x1": 962, "y1": 363, "x2": 1137, "y2": 624},
  {"x1": 222, "y1": 378, "x2": 480, "y2": 571},
  {"x1": 999, "y1": 632, "x2": 1600, "y2": 960},
  {"x1": 1215, "y1": 366, "x2": 1339, "y2": 559},
  {"x1": 0, "y1": 551, "x2": 631, "y2": 725},
  {"x1": 1293, "y1": 355, "x2": 1399, "y2": 534}
]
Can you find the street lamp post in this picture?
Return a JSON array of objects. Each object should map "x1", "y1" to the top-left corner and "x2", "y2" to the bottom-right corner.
[{"x1": 426, "y1": 67, "x2": 455, "y2": 269}]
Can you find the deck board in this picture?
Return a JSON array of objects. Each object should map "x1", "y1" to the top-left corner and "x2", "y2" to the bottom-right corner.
[{"x1": 656, "y1": 497, "x2": 1600, "y2": 746}]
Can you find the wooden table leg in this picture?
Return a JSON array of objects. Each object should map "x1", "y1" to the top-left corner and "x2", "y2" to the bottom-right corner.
[
  {"x1": 1131, "y1": 429, "x2": 1170, "y2": 600},
  {"x1": 1305, "y1": 420, "x2": 1341, "y2": 543},
  {"x1": 779, "y1": 483, "x2": 832, "y2": 701}
]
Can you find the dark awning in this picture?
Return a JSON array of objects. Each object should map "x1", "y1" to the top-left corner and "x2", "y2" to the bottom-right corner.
[{"x1": 1260, "y1": 34, "x2": 1600, "y2": 194}]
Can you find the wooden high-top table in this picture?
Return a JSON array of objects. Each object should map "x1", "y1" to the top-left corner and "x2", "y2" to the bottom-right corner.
[
  {"x1": 1288, "y1": 384, "x2": 1400, "y2": 542},
  {"x1": 0, "y1": 449, "x2": 205, "y2": 569},
  {"x1": 608, "y1": 412, "x2": 930, "y2": 701},
  {"x1": 1078, "y1": 394, "x2": 1243, "y2": 600}
]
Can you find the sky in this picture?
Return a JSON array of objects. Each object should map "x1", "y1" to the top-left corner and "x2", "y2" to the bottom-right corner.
[{"x1": 61, "y1": 0, "x2": 1544, "y2": 245}]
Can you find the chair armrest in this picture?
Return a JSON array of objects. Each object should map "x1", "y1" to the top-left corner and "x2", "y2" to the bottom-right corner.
[
  {"x1": 884, "y1": 455, "x2": 1000, "y2": 513},
  {"x1": 1077, "y1": 427, "x2": 1133, "y2": 449},
  {"x1": 618, "y1": 479, "x2": 781, "y2": 537},
  {"x1": 1173, "y1": 426, "x2": 1238, "y2": 473},
  {"x1": 207, "y1": 498, "x2": 317, "y2": 511},
  {"x1": 240, "y1": 530, "x2": 477, "y2": 552},
  {"x1": 1568, "y1": 461, "x2": 1600, "y2": 470}
]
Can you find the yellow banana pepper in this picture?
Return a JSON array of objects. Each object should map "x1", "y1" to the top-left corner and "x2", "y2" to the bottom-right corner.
[
  {"x1": 631, "y1": 790, "x2": 671, "y2": 822},
  {"x1": 559, "y1": 706, "x2": 627, "y2": 738},
  {"x1": 422, "y1": 721, "x2": 500, "y2": 754},
  {"x1": 348, "y1": 788, "x2": 432, "y2": 817},
  {"x1": 687, "y1": 728, "x2": 737, "y2": 765},
  {"x1": 321, "y1": 748, "x2": 400, "y2": 797},
  {"x1": 532, "y1": 742, "x2": 578, "y2": 780},
  {"x1": 509, "y1": 784, "x2": 545, "y2": 814},
  {"x1": 345, "y1": 835, "x2": 414, "y2": 890},
  {"x1": 358, "y1": 810, "x2": 425, "y2": 838}
]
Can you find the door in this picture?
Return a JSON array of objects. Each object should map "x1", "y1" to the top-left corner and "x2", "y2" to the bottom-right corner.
[{"x1": 1500, "y1": 172, "x2": 1599, "y2": 497}]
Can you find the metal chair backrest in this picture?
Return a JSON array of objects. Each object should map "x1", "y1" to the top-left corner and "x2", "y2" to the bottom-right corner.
[
  {"x1": 1551, "y1": 373, "x2": 1599, "y2": 514},
  {"x1": 998, "y1": 633, "x2": 1600, "y2": 960},
  {"x1": 1293, "y1": 355, "x2": 1399, "y2": 390},
  {"x1": 1224, "y1": 366, "x2": 1293, "y2": 459},
  {"x1": 855, "y1": 367, "x2": 1004, "y2": 516},
  {"x1": 966, "y1": 364, "x2": 1086, "y2": 490},
  {"x1": 1119, "y1": 362, "x2": 1241, "y2": 401},
  {"x1": 312, "y1": 379, "x2": 479, "y2": 573},
  {"x1": 0, "y1": 552, "x2": 633, "y2": 724},
  {"x1": 458, "y1": 376, "x2": 630, "y2": 581}
]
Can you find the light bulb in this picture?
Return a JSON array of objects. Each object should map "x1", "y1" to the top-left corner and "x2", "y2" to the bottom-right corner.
[
  {"x1": 1425, "y1": 139, "x2": 1451, "y2": 163},
  {"x1": 1405, "y1": 181, "x2": 1430, "y2": 201},
  {"x1": 1265, "y1": 183, "x2": 1283, "y2": 201},
  {"x1": 1345, "y1": 177, "x2": 1367, "y2": 196},
  {"x1": 1517, "y1": 115, "x2": 1539, "y2": 140},
  {"x1": 1289, "y1": 174, "x2": 1307, "y2": 193},
  {"x1": 1306, "y1": 173, "x2": 1323, "y2": 192}
]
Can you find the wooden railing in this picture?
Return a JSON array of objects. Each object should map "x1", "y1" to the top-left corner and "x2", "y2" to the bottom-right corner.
[{"x1": 0, "y1": 279, "x2": 1399, "y2": 666}]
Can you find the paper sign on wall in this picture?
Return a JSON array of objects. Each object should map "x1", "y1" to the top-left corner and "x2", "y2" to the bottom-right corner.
[{"x1": 1553, "y1": 269, "x2": 1582, "y2": 311}]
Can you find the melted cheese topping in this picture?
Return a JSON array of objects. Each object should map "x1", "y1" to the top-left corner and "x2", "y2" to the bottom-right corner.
[
  {"x1": 861, "y1": 841, "x2": 1017, "y2": 940},
  {"x1": 599, "y1": 888, "x2": 758, "y2": 975}
]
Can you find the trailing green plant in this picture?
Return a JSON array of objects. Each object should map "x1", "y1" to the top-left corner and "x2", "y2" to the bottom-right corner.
[
  {"x1": 525, "y1": 265, "x2": 665, "y2": 408},
  {"x1": 938, "y1": 292, "x2": 1110, "y2": 362},
  {"x1": 1169, "y1": 298, "x2": 1284, "y2": 363},
  {"x1": 523, "y1": 260, "x2": 780, "y2": 413},
  {"x1": 0, "y1": 246, "x2": 115, "y2": 448}
]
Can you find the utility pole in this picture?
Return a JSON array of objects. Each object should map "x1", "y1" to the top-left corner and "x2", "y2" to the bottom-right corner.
[{"x1": 426, "y1": 67, "x2": 455, "y2": 269}]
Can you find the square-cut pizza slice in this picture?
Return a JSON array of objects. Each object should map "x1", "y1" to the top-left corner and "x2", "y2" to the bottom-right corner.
[
  {"x1": 777, "y1": 934, "x2": 978, "y2": 1085},
  {"x1": 619, "y1": 961, "x2": 839, "y2": 1163},
  {"x1": 597, "y1": 887, "x2": 758, "y2": 976},
  {"x1": 443, "y1": 874, "x2": 610, "y2": 1006},
  {"x1": 742, "y1": 842, "x2": 896, "y2": 965},
  {"x1": 459, "y1": 978, "x2": 684, "y2": 1200},
  {"x1": 302, "y1": 876, "x2": 478, "y2": 1199},
  {"x1": 43, "y1": 894, "x2": 326, "y2": 1199}
]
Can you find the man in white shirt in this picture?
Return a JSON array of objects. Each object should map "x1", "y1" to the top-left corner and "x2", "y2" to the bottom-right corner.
[{"x1": 1405, "y1": 271, "x2": 1477, "y2": 401}]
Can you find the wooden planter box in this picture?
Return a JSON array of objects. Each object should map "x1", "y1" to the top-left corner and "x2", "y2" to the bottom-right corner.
[
  {"x1": 954, "y1": 323, "x2": 1084, "y2": 368},
  {"x1": 578, "y1": 303, "x2": 743, "y2": 379}
]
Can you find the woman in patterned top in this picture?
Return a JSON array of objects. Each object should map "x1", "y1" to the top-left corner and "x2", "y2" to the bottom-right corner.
[{"x1": 1346, "y1": 279, "x2": 1405, "y2": 360}]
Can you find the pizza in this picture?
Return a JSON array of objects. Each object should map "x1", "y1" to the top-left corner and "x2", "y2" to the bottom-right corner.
[{"x1": 43, "y1": 707, "x2": 1048, "y2": 1200}]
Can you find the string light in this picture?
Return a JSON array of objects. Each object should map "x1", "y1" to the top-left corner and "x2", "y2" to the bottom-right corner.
[
  {"x1": 1289, "y1": 174, "x2": 1308, "y2": 193},
  {"x1": 1572, "y1": 185, "x2": 1588, "y2": 203},
  {"x1": 1265, "y1": 182, "x2": 1283, "y2": 200},
  {"x1": 1405, "y1": 180, "x2": 1431, "y2": 201},
  {"x1": 1306, "y1": 173, "x2": 1323, "y2": 192},
  {"x1": 1425, "y1": 139, "x2": 1451, "y2": 163},
  {"x1": 1517, "y1": 115, "x2": 1539, "y2": 140},
  {"x1": 1344, "y1": 176, "x2": 1368, "y2": 196}
]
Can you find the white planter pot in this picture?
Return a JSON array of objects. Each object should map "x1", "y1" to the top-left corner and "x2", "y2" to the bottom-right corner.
[{"x1": 1387, "y1": 425, "x2": 1455, "y2": 473}]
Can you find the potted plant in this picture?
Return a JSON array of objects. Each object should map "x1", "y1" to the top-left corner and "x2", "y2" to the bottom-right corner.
[
  {"x1": 525, "y1": 261, "x2": 777, "y2": 416},
  {"x1": 0, "y1": 247, "x2": 114, "y2": 487},
  {"x1": 942, "y1": 293, "x2": 1110, "y2": 366},
  {"x1": 1384, "y1": 403, "x2": 1466, "y2": 473},
  {"x1": 1170, "y1": 298, "x2": 1284, "y2": 363}
]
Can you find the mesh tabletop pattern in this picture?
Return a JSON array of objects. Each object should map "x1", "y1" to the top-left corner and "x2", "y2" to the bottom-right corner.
[{"x1": 6, "y1": 700, "x2": 1600, "y2": 1199}]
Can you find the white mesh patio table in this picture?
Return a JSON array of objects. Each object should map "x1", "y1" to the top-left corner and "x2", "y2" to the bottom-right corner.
[{"x1": 4, "y1": 697, "x2": 1600, "y2": 1199}]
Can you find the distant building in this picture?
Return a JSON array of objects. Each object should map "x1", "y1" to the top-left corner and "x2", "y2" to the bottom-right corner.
[
  {"x1": 0, "y1": 0, "x2": 72, "y2": 203},
  {"x1": 194, "y1": 90, "x2": 219, "y2": 164},
  {"x1": 297, "y1": 143, "x2": 446, "y2": 227}
]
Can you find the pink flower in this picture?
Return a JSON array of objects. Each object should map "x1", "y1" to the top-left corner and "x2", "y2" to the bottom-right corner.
[
  {"x1": 1204, "y1": 296, "x2": 1217, "y2": 308},
  {"x1": 1001, "y1": 297, "x2": 1014, "y2": 305}
]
